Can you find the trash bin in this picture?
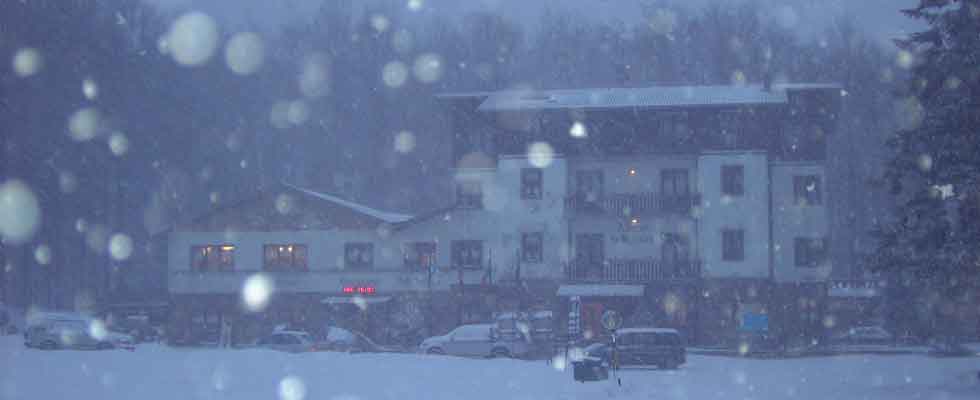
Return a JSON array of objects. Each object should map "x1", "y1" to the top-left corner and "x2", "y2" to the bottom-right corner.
[{"x1": 572, "y1": 356, "x2": 609, "y2": 382}]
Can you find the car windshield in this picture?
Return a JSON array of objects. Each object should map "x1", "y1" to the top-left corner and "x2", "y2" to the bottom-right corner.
[{"x1": 4, "y1": 1, "x2": 980, "y2": 399}]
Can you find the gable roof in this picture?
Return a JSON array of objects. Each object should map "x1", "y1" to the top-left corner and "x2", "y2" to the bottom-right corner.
[
  {"x1": 182, "y1": 182, "x2": 413, "y2": 231},
  {"x1": 281, "y1": 182, "x2": 413, "y2": 224}
]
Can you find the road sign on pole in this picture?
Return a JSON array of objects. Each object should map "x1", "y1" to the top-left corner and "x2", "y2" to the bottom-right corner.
[
  {"x1": 601, "y1": 310, "x2": 623, "y2": 386},
  {"x1": 601, "y1": 310, "x2": 623, "y2": 331}
]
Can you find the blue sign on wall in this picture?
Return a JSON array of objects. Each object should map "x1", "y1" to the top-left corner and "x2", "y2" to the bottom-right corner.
[{"x1": 740, "y1": 312, "x2": 769, "y2": 332}]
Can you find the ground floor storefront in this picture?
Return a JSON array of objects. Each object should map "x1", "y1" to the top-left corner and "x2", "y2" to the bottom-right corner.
[
  {"x1": 168, "y1": 281, "x2": 561, "y2": 347},
  {"x1": 168, "y1": 279, "x2": 832, "y2": 348},
  {"x1": 169, "y1": 292, "x2": 449, "y2": 346},
  {"x1": 553, "y1": 279, "x2": 830, "y2": 347}
]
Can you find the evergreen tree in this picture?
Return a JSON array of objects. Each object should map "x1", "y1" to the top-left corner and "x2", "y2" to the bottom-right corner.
[{"x1": 870, "y1": 0, "x2": 980, "y2": 341}]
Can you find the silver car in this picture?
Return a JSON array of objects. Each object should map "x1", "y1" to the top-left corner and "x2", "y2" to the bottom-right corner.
[
  {"x1": 419, "y1": 324, "x2": 530, "y2": 358},
  {"x1": 25, "y1": 319, "x2": 116, "y2": 350},
  {"x1": 255, "y1": 331, "x2": 318, "y2": 353}
]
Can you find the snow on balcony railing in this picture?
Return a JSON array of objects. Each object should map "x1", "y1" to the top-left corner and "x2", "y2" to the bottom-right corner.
[
  {"x1": 564, "y1": 192, "x2": 701, "y2": 216},
  {"x1": 563, "y1": 258, "x2": 702, "y2": 283},
  {"x1": 828, "y1": 279, "x2": 883, "y2": 298}
]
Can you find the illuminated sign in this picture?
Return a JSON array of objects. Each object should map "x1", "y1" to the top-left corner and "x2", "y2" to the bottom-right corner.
[{"x1": 342, "y1": 286, "x2": 376, "y2": 295}]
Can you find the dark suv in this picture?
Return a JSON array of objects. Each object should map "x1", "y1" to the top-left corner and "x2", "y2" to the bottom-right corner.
[{"x1": 584, "y1": 328, "x2": 686, "y2": 369}]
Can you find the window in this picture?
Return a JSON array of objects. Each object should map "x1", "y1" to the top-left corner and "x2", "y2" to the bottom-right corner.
[
  {"x1": 718, "y1": 111, "x2": 742, "y2": 148},
  {"x1": 721, "y1": 165, "x2": 744, "y2": 196},
  {"x1": 520, "y1": 168, "x2": 543, "y2": 199},
  {"x1": 658, "y1": 112, "x2": 692, "y2": 145},
  {"x1": 190, "y1": 245, "x2": 235, "y2": 271},
  {"x1": 456, "y1": 181, "x2": 483, "y2": 209},
  {"x1": 403, "y1": 242, "x2": 436, "y2": 271},
  {"x1": 576, "y1": 170, "x2": 604, "y2": 201},
  {"x1": 263, "y1": 244, "x2": 308, "y2": 271},
  {"x1": 794, "y1": 237, "x2": 827, "y2": 268},
  {"x1": 521, "y1": 232, "x2": 544, "y2": 263},
  {"x1": 721, "y1": 229, "x2": 745, "y2": 261},
  {"x1": 793, "y1": 175, "x2": 822, "y2": 205},
  {"x1": 661, "y1": 233, "x2": 690, "y2": 263},
  {"x1": 344, "y1": 243, "x2": 374, "y2": 269},
  {"x1": 661, "y1": 169, "x2": 690, "y2": 196},
  {"x1": 451, "y1": 240, "x2": 483, "y2": 269}
]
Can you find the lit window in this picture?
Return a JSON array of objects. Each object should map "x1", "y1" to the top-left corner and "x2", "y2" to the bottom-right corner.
[
  {"x1": 263, "y1": 244, "x2": 308, "y2": 271},
  {"x1": 190, "y1": 245, "x2": 235, "y2": 271}
]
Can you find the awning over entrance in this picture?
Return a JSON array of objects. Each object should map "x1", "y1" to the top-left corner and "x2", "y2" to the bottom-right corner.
[
  {"x1": 556, "y1": 284, "x2": 644, "y2": 297},
  {"x1": 321, "y1": 296, "x2": 393, "y2": 305}
]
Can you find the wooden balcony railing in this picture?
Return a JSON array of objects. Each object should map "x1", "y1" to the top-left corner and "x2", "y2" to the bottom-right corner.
[
  {"x1": 563, "y1": 258, "x2": 702, "y2": 283},
  {"x1": 564, "y1": 192, "x2": 701, "y2": 216}
]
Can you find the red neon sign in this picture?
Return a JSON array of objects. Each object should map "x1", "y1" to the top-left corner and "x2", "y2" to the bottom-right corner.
[{"x1": 342, "y1": 286, "x2": 376, "y2": 295}]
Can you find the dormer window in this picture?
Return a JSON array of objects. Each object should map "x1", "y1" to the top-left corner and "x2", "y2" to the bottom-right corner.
[{"x1": 456, "y1": 181, "x2": 483, "y2": 209}]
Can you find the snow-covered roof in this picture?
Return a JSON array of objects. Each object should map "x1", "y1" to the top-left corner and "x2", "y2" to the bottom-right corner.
[
  {"x1": 476, "y1": 85, "x2": 789, "y2": 111},
  {"x1": 617, "y1": 327, "x2": 681, "y2": 335},
  {"x1": 283, "y1": 182, "x2": 413, "y2": 224},
  {"x1": 556, "y1": 284, "x2": 644, "y2": 297}
]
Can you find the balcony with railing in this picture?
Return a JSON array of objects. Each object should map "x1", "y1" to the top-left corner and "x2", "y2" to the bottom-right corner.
[
  {"x1": 563, "y1": 258, "x2": 702, "y2": 283},
  {"x1": 564, "y1": 192, "x2": 701, "y2": 216}
]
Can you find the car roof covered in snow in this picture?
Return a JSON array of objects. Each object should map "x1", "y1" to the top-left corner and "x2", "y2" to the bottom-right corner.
[
  {"x1": 617, "y1": 327, "x2": 680, "y2": 335},
  {"x1": 26, "y1": 311, "x2": 95, "y2": 325}
]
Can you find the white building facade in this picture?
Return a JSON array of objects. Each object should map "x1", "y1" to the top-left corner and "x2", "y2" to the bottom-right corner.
[{"x1": 166, "y1": 83, "x2": 842, "y2": 346}]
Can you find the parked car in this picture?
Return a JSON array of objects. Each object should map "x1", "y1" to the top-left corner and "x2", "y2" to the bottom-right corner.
[
  {"x1": 255, "y1": 330, "x2": 319, "y2": 353},
  {"x1": 528, "y1": 310, "x2": 554, "y2": 342},
  {"x1": 25, "y1": 314, "x2": 127, "y2": 350},
  {"x1": 584, "y1": 328, "x2": 686, "y2": 369},
  {"x1": 831, "y1": 326, "x2": 893, "y2": 345},
  {"x1": 110, "y1": 314, "x2": 160, "y2": 343},
  {"x1": 419, "y1": 323, "x2": 530, "y2": 358},
  {"x1": 732, "y1": 331, "x2": 781, "y2": 354},
  {"x1": 322, "y1": 326, "x2": 397, "y2": 353}
]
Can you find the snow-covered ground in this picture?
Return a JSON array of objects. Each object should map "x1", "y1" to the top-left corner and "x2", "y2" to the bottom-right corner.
[{"x1": 1, "y1": 335, "x2": 977, "y2": 400}]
